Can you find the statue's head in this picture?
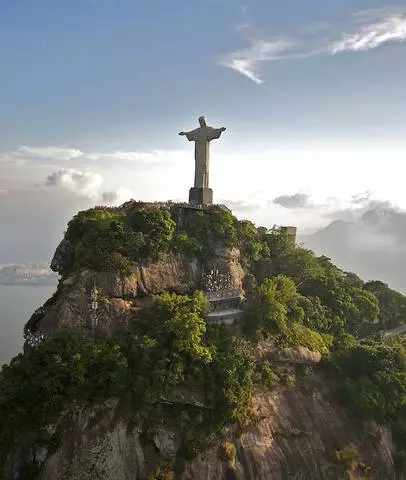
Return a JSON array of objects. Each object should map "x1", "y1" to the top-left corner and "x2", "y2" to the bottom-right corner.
[{"x1": 198, "y1": 116, "x2": 207, "y2": 127}]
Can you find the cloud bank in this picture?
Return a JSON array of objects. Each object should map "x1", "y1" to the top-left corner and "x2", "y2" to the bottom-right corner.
[
  {"x1": 16, "y1": 146, "x2": 83, "y2": 161},
  {"x1": 2, "y1": 145, "x2": 182, "y2": 169}
]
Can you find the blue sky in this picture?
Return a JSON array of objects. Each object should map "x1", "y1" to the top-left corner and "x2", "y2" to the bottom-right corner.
[
  {"x1": 1, "y1": 0, "x2": 405, "y2": 148},
  {"x1": 1, "y1": 0, "x2": 406, "y2": 262}
]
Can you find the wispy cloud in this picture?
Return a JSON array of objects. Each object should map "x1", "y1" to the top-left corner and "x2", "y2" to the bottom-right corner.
[
  {"x1": 16, "y1": 145, "x2": 83, "y2": 161},
  {"x1": 221, "y1": 7, "x2": 406, "y2": 85},
  {"x1": 2, "y1": 145, "x2": 182, "y2": 169},
  {"x1": 87, "y1": 149, "x2": 179, "y2": 166},
  {"x1": 220, "y1": 39, "x2": 294, "y2": 85},
  {"x1": 329, "y1": 12, "x2": 406, "y2": 53}
]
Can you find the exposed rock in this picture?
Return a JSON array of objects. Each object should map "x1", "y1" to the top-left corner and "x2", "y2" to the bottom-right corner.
[
  {"x1": 35, "y1": 244, "x2": 244, "y2": 338},
  {"x1": 34, "y1": 282, "x2": 135, "y2": 338},
  {"x1": 40, "y1": 420, "x2": 145, "y2": 480},
  {"x1": 182, "y1": 387, "x2": 395, "y2": 480},
  {"x1": 80, "y1": 270, "x2": 138, "y2": 298},
  {"x1": 50, "y1": 239, "x2": 73, "y2": 273},
  {"x1": 135, "y1": 253, "x2": 200, "y2": 295},
  {"x1": 5, "y1": 378, "x2": 397, "y2": 480},
  {"x1": 255, "y1": 342, "x2": 322, "y2": 365},
  {"x1": 267, "y1": 347, "x2": 322, "y2": 365},
  {"x1": 153, "y1": 428, "x2": 179, "y2": 458},
  {"x1": 207, "y1": 246, "x2": 245, "y2": 291}
]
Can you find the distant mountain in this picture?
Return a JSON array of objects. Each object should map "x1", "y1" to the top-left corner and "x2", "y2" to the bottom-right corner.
[{"x1": 300, "y1": 208, "x2": 406, "y2": 293}]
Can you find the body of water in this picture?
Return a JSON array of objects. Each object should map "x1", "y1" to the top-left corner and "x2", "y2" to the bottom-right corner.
[{"x1": 0, "y1": 284, "x2": 56, "y2": 365}]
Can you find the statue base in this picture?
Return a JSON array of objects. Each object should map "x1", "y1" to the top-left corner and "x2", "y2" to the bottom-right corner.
[{"x1": 189, "y1": 187, "x2": 213, "y2": 205}]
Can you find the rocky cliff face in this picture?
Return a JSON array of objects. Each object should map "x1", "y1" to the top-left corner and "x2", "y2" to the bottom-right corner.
[
  {"x1": 32, "y1": 240, "x2": 244, "y2": 338},
  {"x1": 4, "y1": 370, "x2": 397, "y2": 480}
]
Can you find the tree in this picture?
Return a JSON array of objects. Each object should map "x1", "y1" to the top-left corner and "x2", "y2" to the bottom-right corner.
[
  {"x1": 244, "y1": 275, "x2": 303, "y2": 339},
  {"x1": 295, "y1": 295, "x2": 333, "y2": 333},
  {"x1": 135, "y1": 292, "x2": 212, "y2": 389},
  {"x1": 343, "y1": 271, "x2": 364, "y2": 289},
  {"x1": 331, "y1": 338, "x2": 406, "y2": 423},
  {"x1": 364, "y1": 280, "x2": 406, "y2": 329},
  {"x1": 237, "y1": 220, "x2": 262, "y2": 267},
  {"x1": 126, "y1": 208, "x2": 176, "y2": 260},
  {"x1": 244, "y1": 276, "x2": 289, "y2": 339}
]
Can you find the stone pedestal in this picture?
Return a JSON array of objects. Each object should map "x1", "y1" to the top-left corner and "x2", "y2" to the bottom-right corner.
[{"x1": 189, "y1": 187, "x2": 213, "y2": 205}]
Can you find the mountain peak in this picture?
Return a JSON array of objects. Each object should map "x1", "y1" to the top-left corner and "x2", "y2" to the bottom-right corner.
[{"x1": 361, "y1": 208, "x2": 395, "y2": 226}]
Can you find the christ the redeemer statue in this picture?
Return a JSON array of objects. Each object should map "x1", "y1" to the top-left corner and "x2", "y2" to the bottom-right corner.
[{"x1": 179, "y1": 116, "x2": 226, "y2": 205}]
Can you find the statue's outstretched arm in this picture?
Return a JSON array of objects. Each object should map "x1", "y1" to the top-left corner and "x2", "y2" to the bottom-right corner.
[
  {"x1": 207, "y1": 126, "x2": 226, "y2": 141},
  {"x1": 179, "y1": 128, "x2": 198, "y2": 141}
]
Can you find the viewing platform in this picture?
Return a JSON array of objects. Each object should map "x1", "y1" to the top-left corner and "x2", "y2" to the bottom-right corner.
[{"x1": 201, "y1": 270, "x2": 245, "y2": 325}]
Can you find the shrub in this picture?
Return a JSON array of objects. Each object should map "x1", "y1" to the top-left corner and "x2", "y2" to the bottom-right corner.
[
  {"x1": 259, "y1": 361, "x2": 279, "y2": 389},
  {"x1": 284, "y1": 374, "x2": 296, "y2": 388},
  {"x1": 284, "y1": 323, "x2": 332, "y2": 355},
  {"x1": 219, "y1": 442, "x2": 237, "y2": 463},
  {"x1": 335, "y1": 444, "x2": 361, "y2": 471}
]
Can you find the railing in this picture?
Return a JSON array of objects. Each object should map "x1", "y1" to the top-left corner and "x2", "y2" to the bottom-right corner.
[{"x1": 205, "y1": 289, "x2": 242, "y2": 301}]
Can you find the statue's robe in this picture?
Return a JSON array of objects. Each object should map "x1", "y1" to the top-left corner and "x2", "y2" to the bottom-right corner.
[{"x1": 184, "y1": 126, "x2": 223, "y2": 189}]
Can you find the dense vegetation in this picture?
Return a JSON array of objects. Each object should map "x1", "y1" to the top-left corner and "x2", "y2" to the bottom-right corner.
[
  {"x1": 0, "y1": 293, "x2": 255, "y2": 473},
  {"x1": 329, "y1": 334, "x2": 406, "y2": 469},
  {"x1": 62, "y1": 206, "x2": 176, "y2": 273},
  {"x1": 59, "y1": 204, "x2": 271, "y2": 273},
  {"x1": 2, "y1": 203, "x2": 406, "y2": 477}
]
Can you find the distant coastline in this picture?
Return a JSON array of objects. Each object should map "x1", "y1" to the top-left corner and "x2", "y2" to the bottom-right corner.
[
  {"x1": 0, "y1": 263, "x2": 59, "y2": 287},
  {"x1": 0, "y1": 280, "x2": 58, "y2": 286}
]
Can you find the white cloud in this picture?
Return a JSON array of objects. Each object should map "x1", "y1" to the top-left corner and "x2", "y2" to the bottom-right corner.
[
  {"x1": 43, "y1": 168, "x2": 133, "y2": 205},
  {"x1": 88, "y1": 149, "x2": 181, "y2": 165},
  {"x1": 222, "y1": 8, "x2": 406, "y2": 85},
  {"x1": 0, "y1": 152, "x2": 28, "y2": 166},
  {"x1": 45, "y1": 169, "x2": 103, "y2": 198},
  {"x1": 330, "y1": 13, "x2": 406, "y2": 53},
  {"x1": 220, "y1": 39, "x2": 294, "y2": 85},
  {"x1": 17, "y1": 145, "x2": 83, "y2": 161}
]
